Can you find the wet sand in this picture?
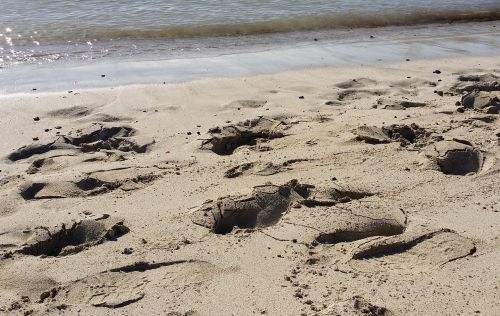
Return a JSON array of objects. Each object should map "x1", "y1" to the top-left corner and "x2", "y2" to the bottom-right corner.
[{"x1": 0, "y1": 55, "x2": 499, "y2": 315}]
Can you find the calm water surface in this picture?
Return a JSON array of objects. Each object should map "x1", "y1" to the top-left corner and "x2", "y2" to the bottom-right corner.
[{"x1": 1, "y1": 0, "x2": 499, "y2": 67}]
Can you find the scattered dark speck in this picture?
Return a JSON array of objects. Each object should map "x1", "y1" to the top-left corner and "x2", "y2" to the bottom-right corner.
[
  {"x1": 33, "y1": 117, "x2": 40, "y2": 121},
  {"x1": 101, "y1": 74, "x2": 106, "y2": 78},
  {"x1": 433, "y1": 70, "x2": 442, "y2": 74},
  {"x1": 298, "y1": 96, "x2": 304, "y2": 99},
  {"x1": 187, "y1": 132, "x2": 192, "y2": 135}
]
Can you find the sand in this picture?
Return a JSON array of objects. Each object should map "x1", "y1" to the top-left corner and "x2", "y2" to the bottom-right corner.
[{"x1": 0, "y1": 55, "x2": 499, "y2": 315}]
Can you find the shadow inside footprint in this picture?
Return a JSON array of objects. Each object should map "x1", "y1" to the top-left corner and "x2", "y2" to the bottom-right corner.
[
  {"x1": 202, "y1": 117, "x2": 287, "y2": 155},
  {"x1": 7, "y1": 123, "x2": 154, "y2": 162},
  {"x1": 192, "y1": 180, "x2": 373, "y2": 234},
  {"x1": 19, "y1": 218, "x2": 129, "y2": 257}
]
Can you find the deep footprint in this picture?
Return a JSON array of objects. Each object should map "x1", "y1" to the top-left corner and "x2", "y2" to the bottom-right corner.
[
  {"x1": 356, "y1": 124, "x2": 429, "y2": 146},
  {"x1": 19, "y1": 217, "x2": 129, "y2": 257},
  {"x1": 7, "y1": 123, "x2": 153, "y2": 162},
  {"x1": 425, "y1": 140, "x2": 483, "y2": 175},
  {"x1": 201, "y1": 117, "x2": 288, "y2": 155},
  {"x1": 191, "y1": 180, "x2": 372, "y2": 234}
]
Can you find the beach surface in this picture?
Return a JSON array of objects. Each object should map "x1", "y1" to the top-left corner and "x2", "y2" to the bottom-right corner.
[{"x1": 0, "y1": 54, "x2": 499, "y2": 315}]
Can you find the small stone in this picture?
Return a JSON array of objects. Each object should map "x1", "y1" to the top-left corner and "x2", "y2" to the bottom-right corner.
[
  {"x1": 33, "y1": 117, "x2": 40, "y2": 121},
  {"x1": 122, "y1": 247, "x2": 134, "y2": 255},
  {"x1": 433, "y1": 70, "x2": 442, "y2": 74},
  {"x1": 456, "y1": 106, "x2": 465, "y2": 113},
  {"x1": 298, "y1": 96, "x2": 304, "y2": 99}
]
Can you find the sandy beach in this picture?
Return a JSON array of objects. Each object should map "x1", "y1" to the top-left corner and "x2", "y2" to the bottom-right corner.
[{"x1": 0, "y1": 53, "x2": 499, "y2": 315}]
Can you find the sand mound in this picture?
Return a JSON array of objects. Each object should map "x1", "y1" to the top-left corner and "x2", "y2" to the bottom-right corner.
[
  {"x1": 202, "y1": 117, "x2": 287, "y2": 155},
  {"x1": 18, "y1": 217, "x2": 128, "y2": 257}
]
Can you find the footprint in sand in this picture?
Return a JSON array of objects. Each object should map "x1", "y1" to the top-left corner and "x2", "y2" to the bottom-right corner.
[
  {"x1": 335, "y1": 78, "x2": 378, "y2": 89},
  {"x1": 7, "y1": 123, "x2": 154, "y2": 162},
  {"x1": 347, "y1": 228, "x2": 476, "y2": 273},
  {"x1": 13, "y1": 217, "x2": 129, "y2": 257},
  {"x1": 201, "y1": 117, "x2": 289, "y2": 155},
  {"x1": 355, "y1": 124, "x2": 430, "y2": 147},
  {"x1": 191, "y1": 179, "x2": 379, "y2": 235},
  {"x1": 19, "y1": 167, "x2": 165, "y2": 200},
  {"x1": 37, "y1": 260, "x2": 227, "y2": 310},
  {"x1": 423, "y1": 140, "x2": 484, "y2": 175},
  {"x1": 224, "y1": 158, "x2": 312, "y2": 178}
]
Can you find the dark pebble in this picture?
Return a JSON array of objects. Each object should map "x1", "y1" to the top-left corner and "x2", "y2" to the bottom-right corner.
[
  {"x1": 298, "y1": 96, "x2": 304, "y2": 99},
  {"x1": 370, "y1": 35, "x2": 374, "y2": 38},
  {"x1": 433, "y1": 70, "x2": 441, "y2": 74},
  {"x1": 406, "y1": 59, "x2": 410, "y2": 61},
  {"x1": 456, "y1": 106, "x2": 465, "y2": 113},
  {"x1": 33, "y1": 117, "x2": 40, "y2": 121},
  {"x1": 101, "y1": 74, "x2": 106, "y2": 78},
  {"x1": 187, "y1": 132, "x2": 192, "y2": 135},
  {"x1": 455, "y1": 101, "x2": 461, "y2": 106}
]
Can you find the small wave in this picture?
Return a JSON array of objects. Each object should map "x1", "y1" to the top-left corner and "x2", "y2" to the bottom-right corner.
[{"x1": 27, "y1": 9, "x2": 500, "y2": 44}]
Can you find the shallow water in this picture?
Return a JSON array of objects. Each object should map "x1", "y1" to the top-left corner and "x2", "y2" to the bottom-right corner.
[{"x1": 1, "y1": 0, "x2": 499, "y2": 67}]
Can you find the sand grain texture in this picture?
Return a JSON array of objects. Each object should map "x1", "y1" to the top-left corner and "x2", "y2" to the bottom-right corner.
[{"x1": 0, "y1": 56, "x2": 499, "y2": 315}]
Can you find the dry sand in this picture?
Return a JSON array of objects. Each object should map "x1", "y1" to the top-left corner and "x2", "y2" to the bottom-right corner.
[{"x1": 0, "y1": 55, "x2": 499, "y2": 315}]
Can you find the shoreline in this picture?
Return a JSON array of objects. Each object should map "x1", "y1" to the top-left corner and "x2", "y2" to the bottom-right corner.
[{"x1": 1, "y1": 20, "x2": 499, "y2": 94}]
